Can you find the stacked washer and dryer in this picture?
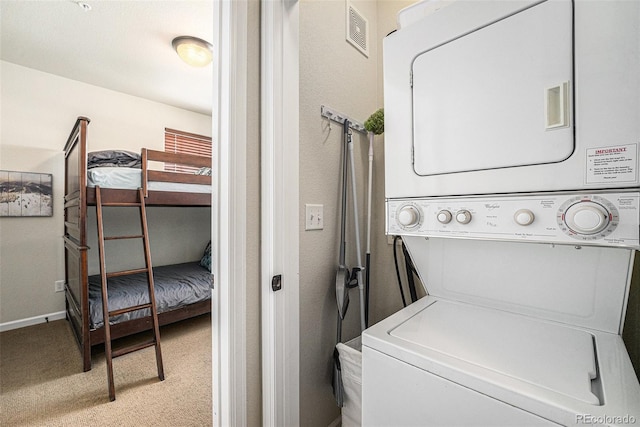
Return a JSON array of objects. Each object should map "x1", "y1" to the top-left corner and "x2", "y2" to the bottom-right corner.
[{"x1": 362, "y1": 0, "x2": 640, "y2": 425}]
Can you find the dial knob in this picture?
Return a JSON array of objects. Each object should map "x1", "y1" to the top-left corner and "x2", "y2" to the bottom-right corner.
[
  {"x1": 398, "y1": 205, "x2": 420, "y2": 228},
  {"x1": 564, "y1": 201, "x2": 610, "y2": 234},
  {"x1": 514, "y1": 209, "x2": 535, "y2": 226},
  {"x1": 437, "y1": 210, "x2": 452, "y2": 224},
  {"x1": 455, "y1": 210, "x2": 472, "y2": 224}
]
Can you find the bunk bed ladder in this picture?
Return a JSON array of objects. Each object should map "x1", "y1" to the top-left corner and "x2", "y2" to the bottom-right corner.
[{"x1": 95, "y1": 186, "x2": 165, "y2": 402}]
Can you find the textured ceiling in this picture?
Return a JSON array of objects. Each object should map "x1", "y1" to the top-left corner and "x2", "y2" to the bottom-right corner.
[{"x1": 0, "y1": 0, "x2": 213, "y2": 115}]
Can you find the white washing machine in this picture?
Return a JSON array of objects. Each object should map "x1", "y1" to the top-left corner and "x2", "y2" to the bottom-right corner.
[
  {"x1": 363, "y1": 192, "x2": 640, "y2": 425},
  {"x1": 363, "y1": 0, "x2": 640, "y2": 425}
]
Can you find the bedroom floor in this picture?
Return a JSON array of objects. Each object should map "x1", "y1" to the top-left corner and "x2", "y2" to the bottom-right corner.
[{"x1": 0, "y1": 314, "x2": 212, "y2": 426}]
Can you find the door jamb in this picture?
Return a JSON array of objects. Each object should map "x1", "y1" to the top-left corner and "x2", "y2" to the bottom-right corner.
[
  {"x1": 261, "y1": 0, "x2": 300, "y2": 425},
  {"x1": 213, "y1": 1, "x2": 249, "y2": 425}
]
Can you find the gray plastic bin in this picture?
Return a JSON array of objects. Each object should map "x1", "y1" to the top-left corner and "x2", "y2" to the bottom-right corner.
[{"x1": 336, "y1": 336, "x2": 362, "y2": 427}]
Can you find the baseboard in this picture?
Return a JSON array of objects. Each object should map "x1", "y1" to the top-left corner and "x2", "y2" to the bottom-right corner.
[{"x1": 0, "y1": 311, "x2": 66, "y2": 332}]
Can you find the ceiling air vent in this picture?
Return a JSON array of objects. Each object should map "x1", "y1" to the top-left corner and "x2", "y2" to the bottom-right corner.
[{"x1": 346, "y1": 2, "x2": 369, "y2": 57}]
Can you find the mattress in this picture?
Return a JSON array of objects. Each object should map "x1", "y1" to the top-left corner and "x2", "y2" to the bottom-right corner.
[
  {"x1": 88, "y1": 262, "x2": 212, "y2": 329},
  {"x1": 87, "y1": 167, "x2": 211, "y2": 193}
]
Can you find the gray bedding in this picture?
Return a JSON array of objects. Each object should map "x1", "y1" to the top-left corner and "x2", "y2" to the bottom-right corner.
[
  {"x1": 87, "y1": 150, "x2": 141, "y2": 169},
  {"x1": 88, "y1": 262, "x2": 212, "y2": 329}
]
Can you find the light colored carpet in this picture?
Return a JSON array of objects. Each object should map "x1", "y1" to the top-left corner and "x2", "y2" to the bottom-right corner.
[{"x1": 0, "y1": 314, "x2": 212, "y2": 426}]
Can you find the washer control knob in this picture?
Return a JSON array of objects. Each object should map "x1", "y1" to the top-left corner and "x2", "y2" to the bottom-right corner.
[
  {"x1": 514, "y1": 209, "x2": 535, "y2": 226},
  {"x1": 455, "y1": 210, "x2": 472, "y2": 224},
  {"x1": 398, "y1": 205, "x2": 421, "y2": 228},
  {"x1": 437, "y1": 210, "x2": 453, "y2": 224},
  {"x1": 564, "y1": 202, "x2": 609, "y2": 234}
]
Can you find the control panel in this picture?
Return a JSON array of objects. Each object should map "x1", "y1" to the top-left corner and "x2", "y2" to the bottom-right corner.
[{"x1": 387, "y1": 191, "x2": 640, "y2": 249}]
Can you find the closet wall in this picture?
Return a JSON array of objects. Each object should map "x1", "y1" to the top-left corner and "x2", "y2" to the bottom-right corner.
[{"x1": 298, "y1": 1, "x2": 413, "y2": 425}]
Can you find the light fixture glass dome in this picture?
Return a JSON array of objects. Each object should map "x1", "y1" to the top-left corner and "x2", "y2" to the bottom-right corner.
[{"x1": 172, "y1": 36, "x2": 213, "y2": 67}]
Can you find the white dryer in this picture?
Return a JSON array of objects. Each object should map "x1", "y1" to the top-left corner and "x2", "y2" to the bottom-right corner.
[{"x1": 383, "y1": 0, "x2": 640, "y2": 198}]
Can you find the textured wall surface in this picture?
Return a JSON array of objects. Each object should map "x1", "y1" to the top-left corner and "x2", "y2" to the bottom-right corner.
[{"x1": 298, "y1": 1, "x2": 414, "y2": 425}]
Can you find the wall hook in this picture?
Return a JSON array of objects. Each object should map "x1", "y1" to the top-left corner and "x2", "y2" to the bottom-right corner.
[{"x1": 320, "y1": 105, "x2": 366, "y2": 134}]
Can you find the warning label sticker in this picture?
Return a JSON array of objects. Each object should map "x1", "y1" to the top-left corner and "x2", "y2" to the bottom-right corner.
[{"x1": 586, "y1": 144, "x2": 637, "y2": 184}]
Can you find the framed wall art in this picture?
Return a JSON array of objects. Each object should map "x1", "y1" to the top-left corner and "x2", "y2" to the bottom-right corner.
[{"x1": 0, "y1": 170, "x2": 53, "y2": 217}]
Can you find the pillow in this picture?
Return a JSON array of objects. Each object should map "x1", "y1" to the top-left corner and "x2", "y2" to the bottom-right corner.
[
  {"x1": 195, "y1": 167, "x2": 212, "y2": 176},
  {"x1": 87, "y1": 150, "x2": 141, "y2": 169},
  {"x1": 200, "y1": 241, "x2": 212, "y2": 272}
]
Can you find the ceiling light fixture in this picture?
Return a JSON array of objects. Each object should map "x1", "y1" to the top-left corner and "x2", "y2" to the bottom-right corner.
[{"x1": 172, "y1": 36, "x2": 213, "y2": 67}]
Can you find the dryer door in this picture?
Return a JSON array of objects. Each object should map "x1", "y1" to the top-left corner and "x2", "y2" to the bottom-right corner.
[{"x1": 413, "y1": 0, "x2": 574, "y2": 176}]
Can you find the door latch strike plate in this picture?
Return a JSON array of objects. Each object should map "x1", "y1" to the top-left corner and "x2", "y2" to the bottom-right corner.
[{"x1": 272, "y1": 274, "x2": 282, "y2": 292}]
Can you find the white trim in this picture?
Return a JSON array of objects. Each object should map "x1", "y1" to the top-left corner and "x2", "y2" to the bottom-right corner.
[
  {"x1": 261, "y1": 1, "x2": 300, "y2": 425},
  {"x1": 0, "y1": 311, "x2": 66, "y2": 332},
  {"x1": 213, "y1": 0, "x2": 248, "y2": 425}
]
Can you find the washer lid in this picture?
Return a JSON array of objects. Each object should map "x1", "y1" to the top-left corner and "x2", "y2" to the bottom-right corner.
[{"x1": 390, "y1": 300, "x2": 600, "y2": 405}]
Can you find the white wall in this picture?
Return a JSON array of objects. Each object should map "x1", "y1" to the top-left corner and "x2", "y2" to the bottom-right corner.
[
  {"x1": 0, "y1": 61, "x2": 211, "y2": 326},
  {"x1": 298, "y1": 1, "x2": 413, "y2": 425}
]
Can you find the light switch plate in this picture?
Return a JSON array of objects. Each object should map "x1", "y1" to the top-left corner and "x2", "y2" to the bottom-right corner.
[{"x1": 305, "y1": 204, "x2": 324, "y2": 230}]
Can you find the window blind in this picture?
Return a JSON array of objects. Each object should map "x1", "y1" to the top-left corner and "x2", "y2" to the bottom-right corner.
[{"x1": 164, "y1": 128, "x2": 212, "y2": 173}]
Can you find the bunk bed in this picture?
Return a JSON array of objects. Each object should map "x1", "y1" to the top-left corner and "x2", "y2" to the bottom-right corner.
[{"x1": 63, "y1": 116, "x2": 213, "y2": 371}]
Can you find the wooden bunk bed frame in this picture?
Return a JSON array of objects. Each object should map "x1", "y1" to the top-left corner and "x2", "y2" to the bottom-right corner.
[{"x1": 63, "y1": 116, "x2": 212, "y2": 372}]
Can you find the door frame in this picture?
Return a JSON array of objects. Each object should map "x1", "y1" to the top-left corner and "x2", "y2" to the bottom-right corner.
[
  {"x1": 214, "y1": 0, "x2": 300, "y2": 424},
  {"x1": 261, "y1": 0, "x2": 300, "y2": 425},
  {"x1": 213, "y1": 0, "x2": 248, "y2": 425}
]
